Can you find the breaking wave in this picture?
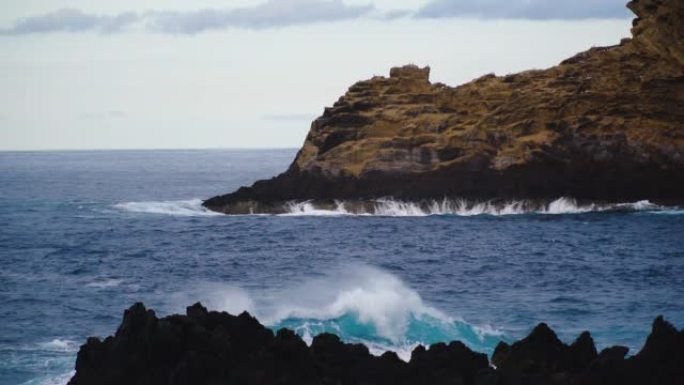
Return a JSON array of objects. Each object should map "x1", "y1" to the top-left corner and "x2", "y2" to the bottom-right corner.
[
  {"x1": 113, "y1": 197, "x2": 680, "y2": 218},
  {"x1": 113, "y1": 199, "x2": 221, "y2": 217},
  {"x1": 173, "y1": 265, "x2": 505, "y2": 360},
  {"x1": 280, "y1": 198, "x2": 673, "y2": 217}
]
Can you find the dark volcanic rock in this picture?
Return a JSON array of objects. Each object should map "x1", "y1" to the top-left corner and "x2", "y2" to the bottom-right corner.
[
  {"x1": 69, "y1": 303, "x2": 684, "y2": 385},
  {"x1": 204, "y1": 0, "x2": 684, "y2": 214}
]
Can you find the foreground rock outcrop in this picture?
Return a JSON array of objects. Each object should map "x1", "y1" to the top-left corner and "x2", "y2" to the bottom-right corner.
[
  {"x1": 69, "y1": 303, "x2": 683, "y2": 385},
  {"x1": 204, "y1": 0, "x2": 684, "y2": 214}
]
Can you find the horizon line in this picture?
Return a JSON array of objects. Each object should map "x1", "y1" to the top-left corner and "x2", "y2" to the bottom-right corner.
[{"x1": 0, "y1": 146, "x2": 300, "y2": 153}]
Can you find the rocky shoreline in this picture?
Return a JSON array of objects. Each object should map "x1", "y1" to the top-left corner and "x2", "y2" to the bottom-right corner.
[
  {"x1": 204, "y1": 0, "x2": 684, "y2": 215},
  {"x1": 68, "y1": 303, "x2": 683, "y2": 385}
]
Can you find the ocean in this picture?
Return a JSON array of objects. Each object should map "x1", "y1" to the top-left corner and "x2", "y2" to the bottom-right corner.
[{"x1": 1, "y1": 149, "x2": 683, "y2": 385}]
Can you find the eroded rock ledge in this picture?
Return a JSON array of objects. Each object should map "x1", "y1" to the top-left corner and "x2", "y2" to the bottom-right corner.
[
  {"x1": 69, "y1": 303, "x2": 683, "y2": 385},
  {"x1": 205, "y1": 0, "x2": 684, "y2": 214}
]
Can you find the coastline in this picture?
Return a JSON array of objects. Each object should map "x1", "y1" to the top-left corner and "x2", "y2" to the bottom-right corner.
[
  {"x1": 68, "y1": 303, "x2": 684, "y2": 385},
  {"x1": 204, "y1": 0, "x2": 684, "y2": 215}
]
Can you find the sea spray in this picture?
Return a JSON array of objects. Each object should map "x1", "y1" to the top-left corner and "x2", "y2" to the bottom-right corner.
[
  {"x1": 280, "y1": 197, "x2": 669, "y2": 217},
  {"x1": 114, "y1": 199, "x2": 221, "y2": 217},
  {"x1": 169, "y1": 283, "x2": 256, "y2": 317},
  {"x1": 166, "y1": 265, "x2": 506, "y2": 359},
  {"x1": 114, "y1": 197, "x2": 676, "y2": 217}
]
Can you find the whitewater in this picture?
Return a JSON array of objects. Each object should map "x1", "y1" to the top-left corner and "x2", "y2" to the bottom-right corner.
[
  {"x1": 1, "y1": 149, "x2": 683, "y2": 385},
  {"x1": 170, "y1": 265, "x2": 504, "y2": 361},
  {"x1": 114, "y1": 196, "x2": 677, "y2": 217}
]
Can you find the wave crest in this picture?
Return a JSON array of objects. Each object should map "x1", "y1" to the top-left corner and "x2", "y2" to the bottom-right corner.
[
  {"x1": 265, "y1": 266, "x2": 446, "y2": 342},
  {"x1": 266, "y1": 266, "x2": 505, "y2": 358},
  {"x1": 170, "y1": 265, "x2": 504, "y2": 359},
  {"x1": 114, "y1": 199, "x2": 220, "y2": 217}
]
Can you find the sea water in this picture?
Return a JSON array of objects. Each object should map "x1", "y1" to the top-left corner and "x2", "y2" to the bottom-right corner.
[{"x1": 1, "y1": 149, "x2": 683, "y2": 385}]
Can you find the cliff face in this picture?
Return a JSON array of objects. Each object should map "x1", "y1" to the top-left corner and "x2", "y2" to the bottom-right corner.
[
  {"x1": 205, "y1": 0, "x2": 684, "y2": 214},
  {"x1": 68, "y1": 303, "x2": 684, "y2": 385}
]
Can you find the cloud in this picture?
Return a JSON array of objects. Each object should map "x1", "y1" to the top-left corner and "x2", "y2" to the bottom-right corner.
[
  {"x1": 0, "y1": 0, "x2": 377, "y2": 36},
  {"x1": 415, "y1": 0, "x2": 632, "y2": 20},
  {"x1": 0, "y1": 8, "x2": 138, "y2": 35},
  {"x1": 147, "y1": 0, "x2": 375, "y2": 34},
  {"x1": 0, "y1": 0, "x2": 634, "y2": 36}
]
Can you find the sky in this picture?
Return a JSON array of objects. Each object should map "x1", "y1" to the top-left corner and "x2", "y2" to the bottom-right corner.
[{"x1": 0, "y1": 0, "x2": 634, "y2": 150}]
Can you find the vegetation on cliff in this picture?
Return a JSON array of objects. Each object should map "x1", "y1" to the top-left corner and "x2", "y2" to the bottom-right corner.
[{"x1": 205, "y1": 0, "x2": 684, "y2": 214}]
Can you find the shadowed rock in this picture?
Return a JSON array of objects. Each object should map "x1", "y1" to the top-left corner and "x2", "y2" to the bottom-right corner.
[
  {"x1": 68, "y1": 303, "x2": 684, "y2": 385},
  {"x1": 204, "y1": 0, "x2": 684, "y2": 214},
  {"x1": 492, "y1": 322, "x2": 569, "y2": 375}
]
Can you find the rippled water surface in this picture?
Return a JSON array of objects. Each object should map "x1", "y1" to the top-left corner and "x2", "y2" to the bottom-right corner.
[{"x1": 1, "y1": 150, "x2": 683, "y2": 385}]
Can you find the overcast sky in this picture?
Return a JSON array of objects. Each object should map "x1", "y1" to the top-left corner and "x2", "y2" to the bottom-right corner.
[{"x1": 1, "y1": 0, "x2": 633, "y2": 150}]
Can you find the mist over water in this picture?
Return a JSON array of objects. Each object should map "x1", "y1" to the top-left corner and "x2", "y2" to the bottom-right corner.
[
  {"x1": 167, "y1": 265, "x2": 504, "y2": 361},
  {"x1": 1, "y1": 150, "x2": 683, "y2": 385}
]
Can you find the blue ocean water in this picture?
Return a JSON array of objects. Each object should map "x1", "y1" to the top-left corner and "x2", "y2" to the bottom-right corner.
[{"x1": 1, "y1": 149, "x2": 683, "y2": 385}]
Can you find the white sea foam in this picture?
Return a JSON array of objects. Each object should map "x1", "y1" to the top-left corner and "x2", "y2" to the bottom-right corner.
[
  {"x1": 113, "y1": 196, "x2": 677, "y2": 217},
  {"x1": 262, "y1": 266, "x2": 450, "y2": 343},
  {"x1": 114, "y1": 199, "x2": 221, "y2": 217},
  {"x1": 176, "y1": 265, "x2": 503, "y2": 359},
  {"x1": 278, "y1": 198, "x2": 671, "y2": 217},
  {"x1": 284, "y1": 319, "x2": 425, "y2": 360},
  {"x1": 20, "y1": 371, "x2": 75, "y2": 385},
  {"x1": 12, "y1": 341, "x2": 77, "y2": 385},
  {"x1": 39, "y1": 339, "x2": 79, "y2": 352},
  {"x1": 281, "y1": 201, "x2": 351, "y2": 216}
]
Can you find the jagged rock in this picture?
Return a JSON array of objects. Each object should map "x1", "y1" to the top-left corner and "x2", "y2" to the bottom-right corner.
[
  {"x1": 204, "y1": 0, "x2": 684, "y2": 214},
  {"x1": 567, "y1": 331, "x2": 599, "y2": 371},
  {"x1": 407, "y1": 341, "x2": 491, "y2": 384},
  {"x1": 637, "y1": 315, "x2": 684, "y2": 361},
  {"x1": 68, "y1": 303, "x2": 684, "y2": 385},
  {"x1": 491, "y1": 322, "x2": 601, "y2": 384},
  {"x1": 623, "y1": 315, "x2": 684, "y2": 385}
]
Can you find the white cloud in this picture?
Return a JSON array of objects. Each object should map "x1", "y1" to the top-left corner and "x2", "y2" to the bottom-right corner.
[
  {"x1": 416, "y1": 0, "x2": 632, "y2": 20},
  {"x1": 0, "y1": 0, "x2": 634, "y2": 36},
  {"x1": 0, "y1": 8, "x2": 138, "y2": 35},
  {"x1": 147, "y1": 0, "x2": 375, "y2": 33},
  {"x1": 0, "y1": 0, "x2": 378, "y2": 35}
]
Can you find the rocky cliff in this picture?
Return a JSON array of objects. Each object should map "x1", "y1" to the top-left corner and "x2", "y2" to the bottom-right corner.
[
  {"x1": 205, "y1": 0, "x2": 684, "y2": 214},
  {"x1": 68, "y1": 303, "x2": 684, "y2": 385}
]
